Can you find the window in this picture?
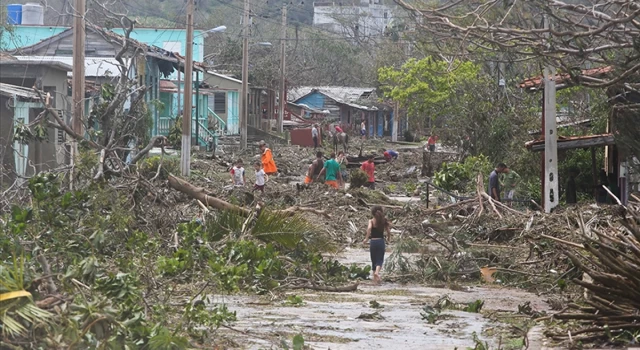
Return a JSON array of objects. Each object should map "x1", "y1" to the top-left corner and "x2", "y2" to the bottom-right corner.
[
  {"x1": 214, "y1": 92, "x2": 226, "y2": 113},
  {"x1": 383, "y1": 11, "x2": 388, "y2": 19},
  {"x1": 162, "y1": 41, "x2": 182, "y2": 54}
]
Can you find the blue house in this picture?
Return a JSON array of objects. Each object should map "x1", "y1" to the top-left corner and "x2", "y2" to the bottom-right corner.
[
  {"x1": 3, "y1": 24, "x2": 236, "y2": 144},
  {"x1": 288, "y1": 86, "x2": 404, "y2": 138}
]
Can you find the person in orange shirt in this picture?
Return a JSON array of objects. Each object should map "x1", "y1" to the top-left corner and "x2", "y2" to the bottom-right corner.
[{"x1": 258, "y1": 141, "x2": 278, "y2": 175}]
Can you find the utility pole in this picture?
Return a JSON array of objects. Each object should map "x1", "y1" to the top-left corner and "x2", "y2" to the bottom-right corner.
[
  {"x1": 240, "y1": 0, "x2": 250, "y2": 149},
  {"x1": 181, "y1": 0, "x2": 195, "y2": 176},
  {"x1": 277, "y1": 3, "x2": 287, "y2": 134},
  {"x1": 71, "y1": 0, "x2": 85, "y2": 186},
  {"x1": 392, "y1": 101, "x2": 398, "y2": 142},
  {"x1": 542, "y1": 15, "x2": 558, "y2": 213}
]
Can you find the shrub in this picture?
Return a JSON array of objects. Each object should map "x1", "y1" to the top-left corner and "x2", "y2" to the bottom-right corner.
[
  {"x1": 167, "y1": 116, "x2": 182, "y2": 149},
  {"x1": 138, "y1": 155, "x2": 179, "y2": 180},
  {"x1": 349, "y1": 169, "x2": 369, "y2": 188},
  {"x1": 433, "y1": 155, "x2": 492, "y2": 192}
]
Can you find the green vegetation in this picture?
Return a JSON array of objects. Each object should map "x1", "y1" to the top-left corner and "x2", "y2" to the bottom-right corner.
[{"x1": 0, "y1": 172, "x2": 367, "y2": 348}]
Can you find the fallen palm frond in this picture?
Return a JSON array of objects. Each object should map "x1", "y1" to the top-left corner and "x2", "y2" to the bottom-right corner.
[{"x1": 0, "y1": 254, "x2": 52, "y2": 338}]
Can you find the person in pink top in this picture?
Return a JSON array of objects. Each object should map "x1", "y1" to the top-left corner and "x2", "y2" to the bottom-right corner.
[
  {"x1": 360, "y1": 155, "x2": 376, "y2": 189},
  {"x1": 335, "y1": 125, "x2": 344, "y2": 134}
]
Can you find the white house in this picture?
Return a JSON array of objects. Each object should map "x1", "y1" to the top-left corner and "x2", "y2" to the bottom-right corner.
[{"x1": 313, "y1": 0, "x2": 394, "y2": 38}]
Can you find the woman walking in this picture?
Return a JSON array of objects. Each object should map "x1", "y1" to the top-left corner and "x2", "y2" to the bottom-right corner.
[{"x1": 363, "y1": 206, "x2": 391, "y2": 284}]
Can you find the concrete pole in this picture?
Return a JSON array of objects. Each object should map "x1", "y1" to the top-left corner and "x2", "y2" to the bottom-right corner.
[
  {"x1": 392, "y1": 101, "x2": 398, "y2": 142},
  {"x1": 181, "y1": 0, "x2": 194, "y2": 176},
  {"x1": 543, "y1": 66, "x2": 558, "y2": 213},
  {"x1": 240, "y1": 0, "x2": 250, "y2": 149},
  {"x1": 277, "y1": 4, "x2": 287, "y2": 134}
]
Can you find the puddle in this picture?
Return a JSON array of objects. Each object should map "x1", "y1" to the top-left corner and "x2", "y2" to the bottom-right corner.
[{"x1": 214, "y1": 248, "x2": 549, "y2": 349}]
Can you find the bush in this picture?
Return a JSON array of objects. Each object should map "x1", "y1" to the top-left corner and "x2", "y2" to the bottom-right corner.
[
  {"x1": 432, "y1": 155, "x2": 492, "y2": 192},
  {"x1": 349, "y1": 169, "x2": 369, "y2": 188},
  {"x1": 138, "y1": 155, "x2": 179, "y2": 180}
]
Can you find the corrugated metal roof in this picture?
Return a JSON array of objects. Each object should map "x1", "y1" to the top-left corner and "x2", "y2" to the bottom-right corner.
[
  {"x1": 519, "y1": 66, "x2": 612, "y2": 90},
  {"x1": 0, "y1": 83, "x2": 40, "y2": 99},
  {"x1": 288, "y1": 86, "x2": 377, "y2": 109},
  {"x1": 14, "y1": 56, "x2": 126, "y2": 76},
  {"x1": 525, "y1": 133, "x2": 615, "y2": 152}
]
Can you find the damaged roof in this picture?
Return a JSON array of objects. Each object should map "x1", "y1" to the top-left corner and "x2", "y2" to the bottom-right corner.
[
  {"x1": 289, "y1": 86, "x2": 378, "y2": 111},
  {"x1": 525, "y1": 133, "x2": 615, "y2": 152},
  {"x1": 0, "y1": 83, "x2": 41, "y2": 100},
  {"x1": 519, "y1": 66, "x2": 612, "y2": 91},
  {"x1": 11, "y1": 24, "x2": 205, "y2": 76}
]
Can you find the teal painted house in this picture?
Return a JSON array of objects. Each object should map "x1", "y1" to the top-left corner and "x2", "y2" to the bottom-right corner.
[{"x1": 2, "y1": 24, "x2": 233, "y2": 144}]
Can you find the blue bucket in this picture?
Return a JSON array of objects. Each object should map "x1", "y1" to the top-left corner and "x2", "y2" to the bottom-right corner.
[{"x1": 7, "y1": 4, "x2": 22, "y2": 25}]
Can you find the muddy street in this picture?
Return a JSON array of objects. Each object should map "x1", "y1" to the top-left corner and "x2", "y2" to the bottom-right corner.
[{"x1": 217, "y1": 247, "x2": 550, "y2": 349}]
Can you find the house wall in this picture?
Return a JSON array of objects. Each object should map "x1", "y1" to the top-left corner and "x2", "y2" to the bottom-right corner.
[{"x1": 313, "y1": 3, "x2": 393, "y2": 37}]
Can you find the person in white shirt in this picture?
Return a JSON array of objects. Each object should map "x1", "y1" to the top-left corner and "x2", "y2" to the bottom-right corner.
[
  {"x1": 311, "y1": 124, "x2": 319, "y2": 150},
  {"x1": 360, "y1": 120, "x2": 367, "y2": 139},
  {"x1": 253, "y1": 161, "x2": 268, "y2": 192},
  {"x1": 230, "y1": 159, "x2": 246, "y2": 187}
]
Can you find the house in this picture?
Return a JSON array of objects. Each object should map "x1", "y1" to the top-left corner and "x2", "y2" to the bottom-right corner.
[
  {"x1": 313, "y1": 0, "x2": 394, "y2": 38},
  {"x1": 199, "y1": 71, "x2": 242, "y2": 135},
  {"x1": 7, "y1": 23, "x2": 220, "y2": 143},
  {"x1": 0, "y1": 57, "x2": 72, "y2": 185},
  {"x1": 520, "y1": 66, "x2": 634, "y2": 205},
  {"x1": 288, "y1": 86, "x2": 402, "y2": 137}
]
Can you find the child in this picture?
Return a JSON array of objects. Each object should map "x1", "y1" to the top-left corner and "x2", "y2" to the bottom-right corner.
[
  {"x1": 230, "y1": 159, "x2": 246, "y2": 187},
  {"x1": 253, "y1": 161, "x2": 268, "y2": 193}
]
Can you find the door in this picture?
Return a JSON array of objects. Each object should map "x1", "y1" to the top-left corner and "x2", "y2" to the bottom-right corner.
[{"x1": 227, "y1": 91, "x2": 239, "y2": 134}]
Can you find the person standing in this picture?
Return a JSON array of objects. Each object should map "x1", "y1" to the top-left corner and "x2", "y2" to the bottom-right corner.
[
  {"x1": 305, "y1": 151, "x2": 324, "y2": 185},
  {"x1": 335, "y1": 124, "x2": 344, "y2": 134},
  {"x1": 230, "y1": 159, "x2": 246, "y2": 187},
  {"x1": 427, "y1": 134, "x2": 438, "y2": 153},
  {"x1": 316, "y1": 152, "x2": 343, "y2": 189},
  {"x1": 361, "y1": 120, "x2": 367, "y2": 139},
  {"x1": 337, "y1": 151, "x2": 349, "y2": 182},
  {"x1": 489, "y1": 163, "x2": 508, "y2": 202},
  {"x1": 311, "y1": 124, "x2": 319, "y2": 150},
  {"x1": 361, "y1": 155, "x2": 376, "y2": 189},
  {"x1": 500, "y1": 167, "x2": 521, "y2": 204},
  {"x1": 258, "y1": 141, "x2": 278, "y2": 175},
  {"x1": 363, "y1": 205, "x2": 391, "y2": 284},
  {"x1": 253, "y1": 161, "x2": 268, "y2": 193}
]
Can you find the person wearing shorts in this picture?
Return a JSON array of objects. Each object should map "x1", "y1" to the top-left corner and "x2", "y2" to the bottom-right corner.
[
  {"x1": 316, "y1": 152, "x2": 342, "y2": 189},
  {"x1": 253, "y1": 161, "x2": 268, "y2": 192},
  {"x1": 304, "y1": 151, "x2": 324, "y2": 185}
]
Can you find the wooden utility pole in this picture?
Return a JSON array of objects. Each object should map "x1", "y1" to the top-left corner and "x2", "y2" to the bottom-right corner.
[
  {"x1": 240, "y1": 0, "x2": 250, "y2": 149},
  {"x1": 392, "y1": 101, "x2": 398, "y2": 142},
  {"x1": 277, "y1": 4, "x2": 287, "y2": 134},
  {"x1": 71, "y1": 0, "x2": 85, "y2": 186},
  {"x1": 181, "y1": 0, "x2": 195, "y2": 176}
]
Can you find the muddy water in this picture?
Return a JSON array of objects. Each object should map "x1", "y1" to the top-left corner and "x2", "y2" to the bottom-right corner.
[{"x1": 216, "y1": 247, "x2": 549, "y2": 349}]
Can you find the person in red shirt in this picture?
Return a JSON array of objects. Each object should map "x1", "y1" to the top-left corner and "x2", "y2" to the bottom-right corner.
[
  {"x1": 426, "y1": 135, "x2": 438, "y2": 153},
  {"x1": 360, "y1": 155, "x2": 376, "y2": 189},
  {"x1": 335, "y1": 125, "x2": 344, "y2": 134}
]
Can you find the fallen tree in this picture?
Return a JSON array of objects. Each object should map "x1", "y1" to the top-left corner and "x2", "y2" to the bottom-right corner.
[
  {"x1": 167, "y1": 174, "x2": 330, "y2": 218},
  {"x1": 547, "y1": 203, "x2": 640, "y2": 344}
]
